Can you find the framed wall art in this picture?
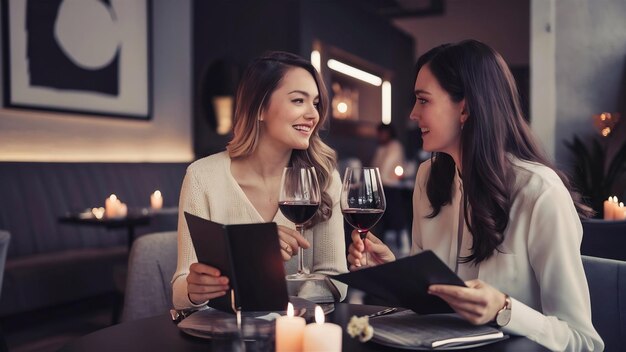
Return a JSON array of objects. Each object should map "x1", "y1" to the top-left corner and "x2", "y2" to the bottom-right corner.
[{"x1": 2, "y1": 0, "x2": 151, "y2": 119}]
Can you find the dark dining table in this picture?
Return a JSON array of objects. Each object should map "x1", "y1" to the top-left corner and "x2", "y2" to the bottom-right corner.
[
  {"x1": 59, "y1": 207, "x2": 177, "y2": 248},
  {"x1": 59, "y1": 303, "x2": 549, "y2": 351}
]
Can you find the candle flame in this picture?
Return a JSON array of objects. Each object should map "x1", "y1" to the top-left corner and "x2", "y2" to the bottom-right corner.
[
  {"x1": 109, "y1": 194, "x2": 117, "y2": 201},
  {"x1": 287, "y1": 302, "x2": 294, "y2": 317},
  {"x1": 394, "y1": 165, "x2": 404, "y2": 177},
  {"x1": 154, "y1": 190, "x2": 161, "y2": 198},
  {"x1": 314, "y1": 305, "x2": 324, "y2": 324}
]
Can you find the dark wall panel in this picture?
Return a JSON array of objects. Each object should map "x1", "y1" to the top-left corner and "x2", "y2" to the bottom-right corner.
[{"x1": 193, "y1": 0, "x2": 414, "y2": 163}]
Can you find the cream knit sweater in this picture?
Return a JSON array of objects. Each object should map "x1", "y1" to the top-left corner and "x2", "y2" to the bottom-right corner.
[{"x1": 172, "y1": 151, "x2": 348, "y2": 309}]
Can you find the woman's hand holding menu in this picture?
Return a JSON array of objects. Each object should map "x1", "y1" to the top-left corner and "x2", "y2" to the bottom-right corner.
[{"x1": 187, "y1": 262, "x2": 230, "y2": 304}]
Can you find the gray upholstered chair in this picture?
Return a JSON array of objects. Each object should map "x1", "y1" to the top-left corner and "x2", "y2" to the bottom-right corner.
[
  {"x1": 121, "y1": 231, "x2": 177, "y2": 322},
  {"x1": 582, "y1": 255, "x2": 626, "y2": 351},
  {"x1": 0, "y1": 230, "x2": 10, "y2": 297},
  {"x1": 0, "y1": 230, "x2": 11, "y2": 350}
]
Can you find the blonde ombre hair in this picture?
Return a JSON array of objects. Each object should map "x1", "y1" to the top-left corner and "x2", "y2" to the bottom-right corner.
[{"x1": 227, "y1": 51, "x2": 336, "y2": 225}]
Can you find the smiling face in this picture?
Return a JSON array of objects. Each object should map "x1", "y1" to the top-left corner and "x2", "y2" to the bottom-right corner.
[
  {"x1": 410, "y1": 64, "x2": 466, "y2": 162},
  {"x1": 259, "y1": 67, "x2": 320, "y2": 151}
]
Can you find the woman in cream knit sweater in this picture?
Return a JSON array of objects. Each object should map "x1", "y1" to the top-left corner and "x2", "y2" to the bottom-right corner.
[{"x1": 172, "y1": 51, "x2": 348, "y2": 309}]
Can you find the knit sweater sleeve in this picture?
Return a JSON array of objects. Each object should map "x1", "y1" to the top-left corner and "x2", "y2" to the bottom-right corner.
[{"x1": 171, "y1": 164, "x2": 211, "y2": 309}]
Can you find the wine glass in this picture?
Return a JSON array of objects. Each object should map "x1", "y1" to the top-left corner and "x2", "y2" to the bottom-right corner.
[
  {"x1": 341, "y1": 167, "x2": 386, "y2": 266},
  {"x1": 278, "y1": 166, "x2": 324, "y2": 281}
]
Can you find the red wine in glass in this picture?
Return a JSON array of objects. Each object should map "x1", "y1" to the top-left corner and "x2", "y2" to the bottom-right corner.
[
  {"x1": 342, "y1": 208, "x2": 385, "y2": 237},
  {"x1": 341, "y1": 167, "x2": 386, "y2": 266},
  {"x1": 278, "y1": 201, "x2": 319, "y2": 225},
  {"x1": 278, "y1": 167, "x2": 323, "y2": 281}
]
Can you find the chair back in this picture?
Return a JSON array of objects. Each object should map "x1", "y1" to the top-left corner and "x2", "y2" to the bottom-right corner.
[
  {"x1": 581, "y1": 219, "x2": 626, "y2": 261},
  {"x1": 582, "y1": 255, "x2": 626, "y2": 351},
  {"x1": 0, "y1": 231, "x2": 9, "y2": 298},
  {"x1": 121, "y1": 231, "x2": 177, "y2": 322}
]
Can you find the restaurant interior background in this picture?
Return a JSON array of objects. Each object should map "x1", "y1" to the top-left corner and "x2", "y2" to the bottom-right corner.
[{"x1": 0, "y1": 0, "x2": 625, "y2": 351}]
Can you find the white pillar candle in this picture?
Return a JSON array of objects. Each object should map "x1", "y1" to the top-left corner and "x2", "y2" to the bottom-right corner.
[
  {"x1": 117, "y1": 202, "x2": 128, "y2": 217},
  {"x1": 604, "y1": 196, "x2": 617, "y2": 220},
  {"x1": 150, "y1": 190, "x2": 163, "y2": 210},
  {"x1": 105, "y1": 194, "x2": 118, "y2": 218},
  {"x1": 613, "y1": 202, "x2": 626, "y2": 220},
  {"x1": 275, "y1": 302, "x2": 305, "y2": 352},
  {"x1": 302, "y1": 306, "x2": 342, "y2": 352}
]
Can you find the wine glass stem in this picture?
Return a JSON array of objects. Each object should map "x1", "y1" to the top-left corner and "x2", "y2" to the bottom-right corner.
[
  {"x1": 359, "y1": 230, "x2": 368, "y2": 266},
  {"x1": 297, "y1": 225, "x2": 306, "y2": 275}
]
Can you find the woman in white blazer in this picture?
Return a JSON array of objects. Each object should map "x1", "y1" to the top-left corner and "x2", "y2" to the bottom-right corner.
[{"x1": 347, "y1": 40, "x2": 603, "y2": 351}]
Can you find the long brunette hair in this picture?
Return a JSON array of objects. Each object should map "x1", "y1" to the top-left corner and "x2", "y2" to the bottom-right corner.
[
  {"x1": 419, "y1": 40, "x2": 591, "y2": 263},
  {"x1": 227, "y1": 51, "x2": 336, "y2": 225}
]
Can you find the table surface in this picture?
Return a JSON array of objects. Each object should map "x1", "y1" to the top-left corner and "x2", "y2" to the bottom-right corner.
[
  {"x1": 59, "y1": 304, "x2": 549, "y2": 352},
  {"x1": 58, "y1": 207, "x2": 177, "y2": 247}
]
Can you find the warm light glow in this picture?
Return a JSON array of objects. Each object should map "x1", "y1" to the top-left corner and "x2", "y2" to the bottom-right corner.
[
  {"x1": 151, "y1": 190, "x2": 163, "y2": 210},
  {"x1": 593, "y1": 112, "x2": 620, "y2": 137},
  {"x1": 287, "y1": 302, "x2": 294, "y2": 318},
  {"x1": 337, "y1": 102, "x2": 348, "y2": 113},
  {"x1": 314, "y1": 305, "x2": 324, "y2": 324},
  {"x1": 92, "y1": 207, "x2": 105, "y2": 219},
  {"x1": 382, "y1": 81, "x2": 391, "y2": 124},
  {"x1": 109, "y1": 194, "x2": 117, "y2": 202},
  {"x1": 394, "y1": 165, "x2": 404, "y2": 177},
  {"x1": 327, "y1": 59, "x2": 382, "y2": 86},
  {"x1": 311, "y1": 51, "x2": 321, "y2": 73},
  {"x1": 213, "y1": 96, "x2": 234, "y2": 135}
]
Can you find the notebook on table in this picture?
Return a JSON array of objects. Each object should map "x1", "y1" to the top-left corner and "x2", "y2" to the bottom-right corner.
[{"x1": 184, "y1": 212, "x2": 289, "y2": 313}]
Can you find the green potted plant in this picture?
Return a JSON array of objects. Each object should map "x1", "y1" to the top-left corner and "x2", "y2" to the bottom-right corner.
[{"x1": 565, "y1": 113, "x2": 626, "y2": 218}]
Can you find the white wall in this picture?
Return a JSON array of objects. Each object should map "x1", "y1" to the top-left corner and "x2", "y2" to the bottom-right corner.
[
  {"x1": 530, "y1": 0, "x2": 556, "y2": 159},
  {"x1": 392, "y1": 0, "x2": 529, "y2": 66},
  {"x1": 0, "y1": 0, "x2": 193, "y2": 162}
]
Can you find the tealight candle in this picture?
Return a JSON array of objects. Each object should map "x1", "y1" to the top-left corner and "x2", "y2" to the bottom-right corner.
[
  {"x1": 150, "y1": 190, "x2": 163, "y2": 210},
  {"x1": 275, "y1": 302, "x2": 305, "y2": 352},
  {"x1": 302, "y1": 306, "x2": 342, "y2": 352}
]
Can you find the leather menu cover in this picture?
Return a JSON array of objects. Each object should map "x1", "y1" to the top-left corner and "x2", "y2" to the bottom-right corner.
[
  {"x1": 332, "y1": 250, "x2": 466, "y2": 314},
  {"x1": 184, "y1": 212, "x2": 289, "y2": 313}
]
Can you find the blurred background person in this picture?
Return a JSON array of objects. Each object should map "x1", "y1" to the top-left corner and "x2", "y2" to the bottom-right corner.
[{"x1": 371, "y1": 123, "x2": 410, "y2": 256}]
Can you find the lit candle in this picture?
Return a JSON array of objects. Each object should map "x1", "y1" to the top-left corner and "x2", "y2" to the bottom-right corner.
[
  {"x1": 302, "y1": 306, "x2": 342, "y2": 352},
  {"x1": 150, "y1": 190, "x2": 163, "y2": 210},
  {"x1": 604, "y1": 196, "x2": 616, "y2": 220},
  {"x1": 105, "y1": 194, "x2": 119, "y2": 218},
  {"x1": 613, "y1": 202, "x2": 626, "y2": 220},
  {"x1": 117, "y1": 202, "x2": 128, "y2": 218},
  {"x1": 275, "y1": 302, "x2": 305, "y2": 352}
]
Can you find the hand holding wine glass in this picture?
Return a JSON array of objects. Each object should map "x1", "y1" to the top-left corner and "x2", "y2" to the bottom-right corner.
[
  {"x1": 341, "y1": 167, "x2": 386, "y2": 267},
  {"x1": 278, "y1": 166, "x2": 323, "y2": 281}
]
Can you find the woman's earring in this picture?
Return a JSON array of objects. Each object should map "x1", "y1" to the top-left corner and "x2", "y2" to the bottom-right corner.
[{"x1": 461, "y1": 123, "x2": 464, "y2": 131}]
